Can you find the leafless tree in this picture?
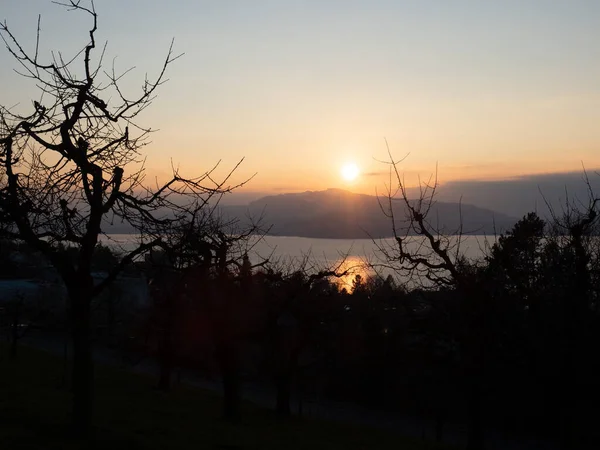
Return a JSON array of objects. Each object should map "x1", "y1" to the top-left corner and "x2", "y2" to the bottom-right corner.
[
  {"x1": 373, "y1": 146, "x2": 487, "y2": 450},
  {"x1": 0, "y1": 1, "x2": 250, "y2": 436},
  {"x1": 372, "y1": 148, "x2": 471, "y2": 290},
  {"x1": 541, "y1": 171, "x2": 599, "y2": 450},
  {"x1": 258, "y1": 252, "x2": 355, "y2": 417},
  {"x1": 143, "y1": 209, "x2": 271, "y2": 423}
]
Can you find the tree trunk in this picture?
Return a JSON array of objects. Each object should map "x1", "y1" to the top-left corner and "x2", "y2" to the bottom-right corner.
[
  {"x1": 276, "y1": 372, "x2": 292, "y2": 418},
  {"x1": 463, "y1": 290, "x2": 486, "y2": 450},
  {"x1": 156, "y1": 293, "x2": 176, "y2": 391},
  {"x1": 216, "y1": 342, "x2": 240, "y2": 423},
  {"x1": 466, "y1": 381, "x2": 484, "y2": 450},
  {"x1": 9, "y1": 300, "x2": 21, "y2": 361},
  {"x1": 107, "y1": 289, "x2": 116, "y2": 346},
  {"x1": 157, "y1": 331, "x2": 174, "y2": 391},
  {"x1": 61, "y1": 333, "x2": 70, "y2": 389},
  {"x1": 222, "y1": 368, "x2": 241, "y2": 423},
  {"x1": 70, "y1": 287, "x2": 94, "y2": 439},
  {"x1": 559, "y1": 233, "x2": 588, "y2": 450},
  {"x1": 559, "y1": 327, "x2": 576, "y2": 449},
  {"x1": 276, "y1": 349, "x2": 298, "y2": 419},
  {"x1": 9, "y1": 328, "x2": 18, "y2": 360},
  {"x1": 435, "y1": 409, "x2": 444, "y2": 443}
]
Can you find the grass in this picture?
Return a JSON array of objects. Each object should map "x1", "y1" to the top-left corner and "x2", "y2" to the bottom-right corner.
[{"x1": 0, "y1": 344, "x2": 445, "y2": 450}]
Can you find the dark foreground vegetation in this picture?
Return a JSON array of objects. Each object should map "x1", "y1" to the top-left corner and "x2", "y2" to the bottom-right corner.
[
  {"x1": 0, "y1": 344, "x2": 438, "y2": 450},
  {"x1": 2, "y1": 204, "x2": 600, "y2": 449}
]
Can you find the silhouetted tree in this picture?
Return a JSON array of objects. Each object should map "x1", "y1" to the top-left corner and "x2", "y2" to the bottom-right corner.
[
  {"x1": 204, "y1": 222, "x2": 270, "y2": 422},
  {"x1": 0, "y1": 1, "x2": 247, "y2": 437},
  {"x1": 545, "y1": 182, "x2": 599, "y2": 450},
  {"x1": 258, "y1": 255, "x2": 353, "y2": 418},
  {"x1": 144, "y1": 212, "x2": 268, "y2": 422},
  {"x1": 374, "y1": 149, "x2": 488, "y2": 450}
]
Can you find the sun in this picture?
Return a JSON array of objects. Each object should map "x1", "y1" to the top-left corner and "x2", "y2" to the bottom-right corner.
[{"x1": 341, "y1": 162, "x2": 360, "y2": 181}]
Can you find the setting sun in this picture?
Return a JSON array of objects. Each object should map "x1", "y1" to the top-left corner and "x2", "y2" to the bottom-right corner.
[{"x1": 341, "y1": 163, "x2": 359, "y2": 181}]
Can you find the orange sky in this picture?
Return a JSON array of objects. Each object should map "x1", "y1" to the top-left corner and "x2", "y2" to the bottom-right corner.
[{"x1": 2, "y1": 1, "x2": 599, "y2": 196}]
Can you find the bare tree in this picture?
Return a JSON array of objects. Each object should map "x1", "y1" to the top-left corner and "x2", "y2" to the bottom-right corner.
[
  {"x1": 541, "y1": 172, "x2": 599, "y2": 450},
  {"x1": 0, "y1": 2, "x2": 249, "y2": 437},
  {"x1": 373, "y1": 147, "x2": 487, "y2": 450},
  {"x1": 259, "y1": 252, "x2": 355, "y2": 418},
  {"x1": 202, "y1": 215, "x2": 273, "y2": 422},
  {"x1": 143, "y1": 210, "x2": 271, "y2": 423}
]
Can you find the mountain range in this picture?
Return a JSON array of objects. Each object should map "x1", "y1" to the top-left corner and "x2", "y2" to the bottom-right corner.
[{"x1": 221, "y1": 188, "x2": 517, "y2": 239}]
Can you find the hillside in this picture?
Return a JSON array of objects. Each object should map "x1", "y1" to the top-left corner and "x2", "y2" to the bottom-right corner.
[{"x1": 222, "y1": 188, "x2": 517, "y2": 239}]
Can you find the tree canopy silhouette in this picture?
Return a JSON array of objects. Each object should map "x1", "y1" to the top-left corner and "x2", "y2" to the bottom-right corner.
[{"x1": 0, "y1": 0, "x2": 249, "y2": 437}]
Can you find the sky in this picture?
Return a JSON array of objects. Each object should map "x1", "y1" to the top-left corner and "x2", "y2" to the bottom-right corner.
[{"x1": 1, "y1": 0, "x2": 599, "y2": 198}]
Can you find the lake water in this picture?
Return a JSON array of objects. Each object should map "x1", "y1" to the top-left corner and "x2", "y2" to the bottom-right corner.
[{"x1": 102, "y1": 235, "x2": 495, "y2": 290}]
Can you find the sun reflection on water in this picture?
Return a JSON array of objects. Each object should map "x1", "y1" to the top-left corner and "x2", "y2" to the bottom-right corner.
[{"x1": 331, "y1": 256, "x2": 375, "y2": 293}]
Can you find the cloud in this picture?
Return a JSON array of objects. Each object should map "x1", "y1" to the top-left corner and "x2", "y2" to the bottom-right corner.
[
  {"x1": 436, "y1": 169, "x2": 600, "y2": 218},
  {"x1": 362, "y1": 171, "x2": 388, "y2": 177}
]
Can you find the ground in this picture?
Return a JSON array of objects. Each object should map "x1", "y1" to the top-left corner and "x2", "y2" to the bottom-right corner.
[{"x1": 0, "y1": 345, "x2": 446, "y2": 450}]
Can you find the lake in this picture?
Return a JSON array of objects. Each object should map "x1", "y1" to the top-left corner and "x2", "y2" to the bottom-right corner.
[{"x1": 101, "y1": 235, "x2": 496, "y2": 289}]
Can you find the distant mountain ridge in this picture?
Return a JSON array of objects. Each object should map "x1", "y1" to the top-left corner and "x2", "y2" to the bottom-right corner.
[{"x1": 221, "y1": 188, "x2": 517, "y2": 239}]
